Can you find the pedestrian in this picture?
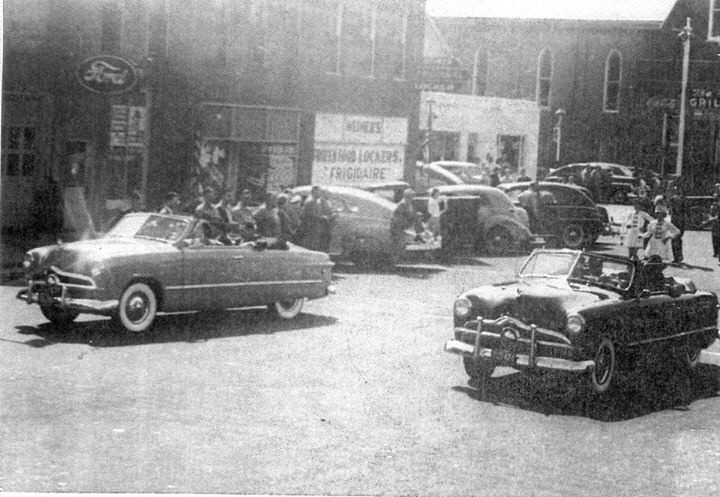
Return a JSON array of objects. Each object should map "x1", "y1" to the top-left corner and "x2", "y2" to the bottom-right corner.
[
  {"x1": 277, "y1": 194, "x2": 300, "y2": 243},
  {"x1": 619, "y1": 199, "x2": 654, "y2": 259},
  {"x1": 517, "y1": 168, "x2": 531, "y2": 182},
  {"x1": 669, "y1": 186, "x2": 688, "y2": 266},
  {"x1": 489, "y1": 167, "x2": 500, "y2": 187},
  {"x1": 642, "y1": 206, "x2": 680, "y2": 263},
  {"x1": 588, "y1": 167, "x2": 601, "y2": 202},
  {"x1": 427, "y1": 188, "x2": 447, "y2": 240},
  {"x1": 299, "y1": 186, "x2": 330, "y2": 252},
  {"x1": 391, "y1": 188, "x2": 423, "y2": 253},
  {"x1": 518, "y1": 181, "x2": 541, "y2": 233},
  {"x1": 703, "y1": 195, "x2": 720, "y2": 265},
  {"x1": 253, "y1": 192, "x2": 281, "y2": 238},
  {"x1": 158, "y1": 191, "x2": 181, "y2": 215}
]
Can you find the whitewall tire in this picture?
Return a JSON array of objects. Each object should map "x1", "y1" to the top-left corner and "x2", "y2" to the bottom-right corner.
[{"x1": 117, "y1": 282, "x2": 158, "y2": 333}]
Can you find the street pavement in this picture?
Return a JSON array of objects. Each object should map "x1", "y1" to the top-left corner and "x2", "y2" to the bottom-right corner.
[{"x1": 1, "y1": 206, "x2": 719, "y2": 495}]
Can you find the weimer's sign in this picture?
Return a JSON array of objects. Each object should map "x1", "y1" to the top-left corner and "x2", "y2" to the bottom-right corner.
[
  {"x1": 313, "y1": 114, "x2": 407, "y2": 186},
  {"x1": 77, "y1": 55, "x2": 138, "y2": 94}
]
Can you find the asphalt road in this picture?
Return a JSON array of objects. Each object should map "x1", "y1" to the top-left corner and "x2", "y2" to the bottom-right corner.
[{"x1": 1, "y1": 219, "x2": 719, "y2": 495}]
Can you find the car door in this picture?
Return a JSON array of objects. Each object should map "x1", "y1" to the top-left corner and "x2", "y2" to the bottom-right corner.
[{"x1": 181, "y1": 243, "x2": 248, "y2": 311}]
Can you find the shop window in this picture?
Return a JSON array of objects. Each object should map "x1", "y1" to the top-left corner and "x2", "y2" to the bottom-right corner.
[
  {"x1": 710, "y1": 0, "x2": 720, "y2": 41},
  {"x1": 2, "y1": 126, "x2": 36, "y2": 177},
  {"x1": 342, "y1": 2, "x2": 374, "y2": 77},
  {"x1": 472, "y1": 48, "x2": 487, "y2": 96},
  {"x1": 603, "y1": 50, "x2": 622, "y2": 113},
  {"x1": 536, "y1": 48, "x2": 553, "y2": 109}
]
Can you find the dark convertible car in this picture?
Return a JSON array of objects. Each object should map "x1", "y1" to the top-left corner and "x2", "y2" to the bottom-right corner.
[
  {"x1": 17, "y1": 212, "x2": 334, "y2": 333},
  {"x1": 445, "y1": 249, "x2": 718, "y2": 394}
]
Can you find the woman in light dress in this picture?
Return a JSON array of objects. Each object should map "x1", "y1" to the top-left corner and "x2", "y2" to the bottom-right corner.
[
  {"x1": 619, "y1": 199, "x2": 654, "y2": 258},
  {"x1": 642, "y1": 206, "x2": 680, "y2": 262}
]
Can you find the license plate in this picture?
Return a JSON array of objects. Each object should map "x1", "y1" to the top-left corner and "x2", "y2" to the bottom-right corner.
[{"x1": 491, "y1": 348, "x2": 516, "y2": 364}]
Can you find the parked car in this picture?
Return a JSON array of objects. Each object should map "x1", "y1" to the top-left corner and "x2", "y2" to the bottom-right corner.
[
  {"x1": 445, "y1": 249, "x2": 718, "y2": 394},
  {"x1": 498, "y1": 181, "x2": 609, "y2": 248},
  {"x1": 428, "y1": 161, "x2": 489, "y2": 184},
  {"x1": 414, "y1": 161, "x2": 465, "y2": 193},
  {"x1": 293, "y1": 185, "x2": 438, "y2": 266},
  {"x1": 17, "y1": 212, "x2": 334, "y2": 333},
  {"x1": 413, "y1": 184, "x2": 532, "y2": 256},
  {"x1": 545, "y1": 162, "x2": 642, "y2": 203}
]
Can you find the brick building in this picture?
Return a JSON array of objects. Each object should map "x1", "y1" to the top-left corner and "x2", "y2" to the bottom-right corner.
[
  {"x1": 2, "y1": 0, "x2": 425, "y2": 233},
  {"x1": 428, "y1": 0, "x2": 720, "y2": 192}
]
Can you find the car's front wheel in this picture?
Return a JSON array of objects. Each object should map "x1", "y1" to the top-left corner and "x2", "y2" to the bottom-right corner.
[
  {"x1": 484, "y1": 226, "x2": 513, "y2": 256},
  {"x1": 40, "y1": 304, "x2": 79, "y2": 327},
  {"x1": 589, "y1": 338, "x2": 616, "y2": 394},
  {"x1": 117, "y1": 282, "x2": 158, "y2": 333},
  {"x1": 562, "y1": 223, "x2": 585, "y2": 249},
  {"x1": 269, "y1": 298, "x2": 305, "y2": 319},
  {"x1": 463, "y1": 356, "x2": 495, "y2": 383}
]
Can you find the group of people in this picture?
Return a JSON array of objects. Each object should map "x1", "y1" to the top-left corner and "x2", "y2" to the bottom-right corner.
[{"x1": 157, "y1": 185, "x2": 337, "y2": 251}]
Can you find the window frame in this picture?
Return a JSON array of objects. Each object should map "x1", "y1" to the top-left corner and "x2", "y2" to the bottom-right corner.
[
  {"x1": 603, "y1": 49, "x2": 622, "y2": 113},
  {"x1": 2, "y1": 125, "x2": 37, "y2": 178},
  {"x1": 536, "y1": 47, "x2": 553, "y2": 109}
]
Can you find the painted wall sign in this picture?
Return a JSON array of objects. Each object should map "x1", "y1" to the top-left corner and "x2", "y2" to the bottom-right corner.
[
  {"x1": 313, "y1": 113, "x2": 408, "y2": 187},
  {"x1": 77, "y1": 55, "x2": 138, "y2": 94}
]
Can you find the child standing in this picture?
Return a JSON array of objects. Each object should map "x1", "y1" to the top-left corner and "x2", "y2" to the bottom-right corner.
[
  {"x1": 619, "y1": 199, "x2": 654, "y2": 258},
  {"x1": 643, "y1": 206, "x2": 680, "y2": 263}
]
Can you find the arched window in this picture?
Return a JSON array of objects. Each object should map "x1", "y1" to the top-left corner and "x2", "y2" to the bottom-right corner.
[
  {"x1": 536, "y1": 48, "x2": 552, "y2": 108},
  {"x1": 472, "y1": 48, "x2": 488, "y2": 96},
  {"x1": 604, "y1": 50, "x2": 622, "y2": 112}
]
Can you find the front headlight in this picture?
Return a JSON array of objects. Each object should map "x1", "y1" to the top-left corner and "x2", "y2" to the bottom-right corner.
[
  {"x1": 454, "y1": 297, "x2": 472, "y2": 318},
  {"x1": 22, "y1": 252, "x2": 34, "y2": 269},
  {"x1": 566, "y1": 314, "x2": 585, "y2": 334}
]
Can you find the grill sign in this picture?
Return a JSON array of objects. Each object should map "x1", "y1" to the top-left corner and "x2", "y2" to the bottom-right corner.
[{"x1": 77, "y1": 55, "x2": 137, "y2": 94}]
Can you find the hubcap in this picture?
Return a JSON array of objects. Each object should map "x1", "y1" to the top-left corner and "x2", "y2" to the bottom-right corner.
[{"x1": 126, "y1": 293, "x2": 149, "y2": 323}]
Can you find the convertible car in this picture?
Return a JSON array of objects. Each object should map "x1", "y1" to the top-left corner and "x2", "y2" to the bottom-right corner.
[
  {"x1": 445, "y1": 250, "x2": 718, "y2": 394},
  {"x1": 17, "y1": 212, "x2": 334, "y2": 333}
]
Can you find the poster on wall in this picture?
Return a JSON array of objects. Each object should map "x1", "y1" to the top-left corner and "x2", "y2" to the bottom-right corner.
[{"x1": 312, "y1": 114, "x2": 407, "y2": 187}]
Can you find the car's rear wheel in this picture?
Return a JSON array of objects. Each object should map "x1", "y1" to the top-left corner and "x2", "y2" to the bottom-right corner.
[
  {"x1": 562, "y1": 223, "x2": 585, "y2": 249},
  {"x1": 485, "y1": 226, "x2": 513, "y2": 256},
  {"x1": 463, "y1": 356, "x2": 495, "y2": 383},
  {"x1": 117, "y1": 282, "x2": 158, "y2": 333},
  {"x1": 269, "y1": 298, "x2": 305, "y2": 319},
  {"x1": 40, "y1": 304, "x2": 79, "y2": 327},
  {"x1": 589, "y1": 338, "x2": 616, "y2": 394}
]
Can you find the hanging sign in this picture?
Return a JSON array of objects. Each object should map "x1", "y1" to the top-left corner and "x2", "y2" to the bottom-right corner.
[{"x1": 77, "y1": 55, "x2": 138, "y2": 94}]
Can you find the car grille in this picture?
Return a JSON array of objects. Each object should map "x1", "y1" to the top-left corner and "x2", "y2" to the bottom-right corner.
[{"x1": 29, "y1": 267, "x2": 96, "y2": 289}]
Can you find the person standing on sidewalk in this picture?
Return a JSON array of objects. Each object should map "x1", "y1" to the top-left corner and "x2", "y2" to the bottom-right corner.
[
  {"x1": 642, "y1": 206, "x2": 680, "y2": 263},
  {"x1": 426, "y1": 188, "x2": 447, "y2": 241},
  {"x1": 619, "y1": 199, "x2": 653, "y2": 259},
  {"x1": 669, "y1": 186, "x2": 688, "y2": 266},
  {"x1": 703, "y1": 195, "x2": 720, "y2": 265}
]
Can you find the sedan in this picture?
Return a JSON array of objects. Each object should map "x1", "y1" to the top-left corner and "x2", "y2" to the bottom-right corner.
[{"x1": 17, "y1": 213, "x2": 334, "y2": 333}]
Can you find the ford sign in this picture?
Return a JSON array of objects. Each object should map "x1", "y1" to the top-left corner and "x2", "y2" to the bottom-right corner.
[{"x1": 77, "y1": 55, "x2": 138, "y2": 94}]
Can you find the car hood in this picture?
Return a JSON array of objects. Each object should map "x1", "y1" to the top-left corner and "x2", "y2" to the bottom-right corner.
[
  {"x1": 28, "y1": 237, "x2": 177, "y2": 273},
  {"x1": 463, "y1": 279, "x2": 613, "y2": 329}
]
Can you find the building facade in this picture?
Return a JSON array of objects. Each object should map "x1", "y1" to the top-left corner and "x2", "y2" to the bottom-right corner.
[
  {"x1": 2, "y1": 0, "x2": 425, "y2": 233},
  {"x1": 429, "y1": 0, "x2": 720, "y2": 192}
]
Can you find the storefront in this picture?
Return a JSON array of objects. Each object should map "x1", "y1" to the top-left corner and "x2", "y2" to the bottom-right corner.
[
  {"x1": 419, "y1": 91, "x2": 539, "y2": 178},
  {"x1": 311, "y1": 113, "x2": 408, "y2": 187}
]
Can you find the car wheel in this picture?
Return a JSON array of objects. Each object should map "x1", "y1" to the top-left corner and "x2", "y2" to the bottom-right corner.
[
  {"x1": 561, "y1": 223, "x2": 585, "y2": 249},
  {"x1": 463, "y1": 356, "x2": 495, "y2": 383},
  {"x1": 269, "y1": 298, "x2": 305, "y2": 319},
  {"x1": 589, "y1": 338, "x2": 616, "y2": 394},
  {"x1": 117, "y1": 282, "x2": 158, "y2": 333},
  {"x1": 40, "y1": 304, "x2": 79, "y2": 327},
  {"x1": 485, "y1": 227, "x2": 513, "y2": 256}
]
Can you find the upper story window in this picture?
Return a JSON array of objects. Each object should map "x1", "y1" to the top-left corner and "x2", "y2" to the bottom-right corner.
[
  {"x1": 710, "y1": 0, "x2": 720, "y2": 41},
  {"x1": 472, "y1": 48, "x2": 488, "y2": 96},
  {"x1": 604, "y1": 50, "x2": 622, "y2": 113},
  {"x1": 342, "y1": 2, "x2": 375, "y2": 77},
  {"x1": 536, "y1": 48, "x2": 552, "y2": 109}
]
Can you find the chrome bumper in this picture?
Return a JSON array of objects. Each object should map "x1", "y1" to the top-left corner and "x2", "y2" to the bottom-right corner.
[
  {"x1": 17, "y1": 288, "x2": 118, "y2": 314},
  {"x1": 445, "y1": 316, "x2": 595, "y2": 373}
]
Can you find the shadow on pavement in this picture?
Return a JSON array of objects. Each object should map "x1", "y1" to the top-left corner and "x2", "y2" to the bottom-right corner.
[
  {"x1": 14, "y1": 310, "x2": 338, "y2": 348},
  {"x1": 453, "y1": 358, "x2": 720, "y2": 422}
]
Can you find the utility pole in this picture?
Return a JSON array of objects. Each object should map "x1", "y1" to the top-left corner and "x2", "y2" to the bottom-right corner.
[
  {"x1": 424, "y1": 99, "x2": 435, "y2": 164},
  {"x1": 676, "y1": 17, "x2": 692, "y2": 177}
]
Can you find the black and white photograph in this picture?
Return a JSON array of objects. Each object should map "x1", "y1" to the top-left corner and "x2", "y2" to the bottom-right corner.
[{"x1": 2, "y1": 0, "x2": 720, "y2": 494}]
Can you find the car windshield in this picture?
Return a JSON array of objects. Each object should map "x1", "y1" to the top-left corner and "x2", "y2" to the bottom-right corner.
[
  {"x1": 105, "y1": 213, "x2": 190, "y2": 244},
  {"x1": 519, "y1": 251, "x2": 634, "y2": 291}
]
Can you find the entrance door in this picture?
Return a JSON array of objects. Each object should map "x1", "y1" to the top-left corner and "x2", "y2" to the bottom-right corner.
[{"x1": 1, "y1": 125, "x2": 38, "y2": 229}]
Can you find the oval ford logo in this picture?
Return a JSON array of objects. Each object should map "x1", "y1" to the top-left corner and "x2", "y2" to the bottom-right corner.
[{"x1": 77, "y1": 55, "x2": 138, "y2": 94}]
